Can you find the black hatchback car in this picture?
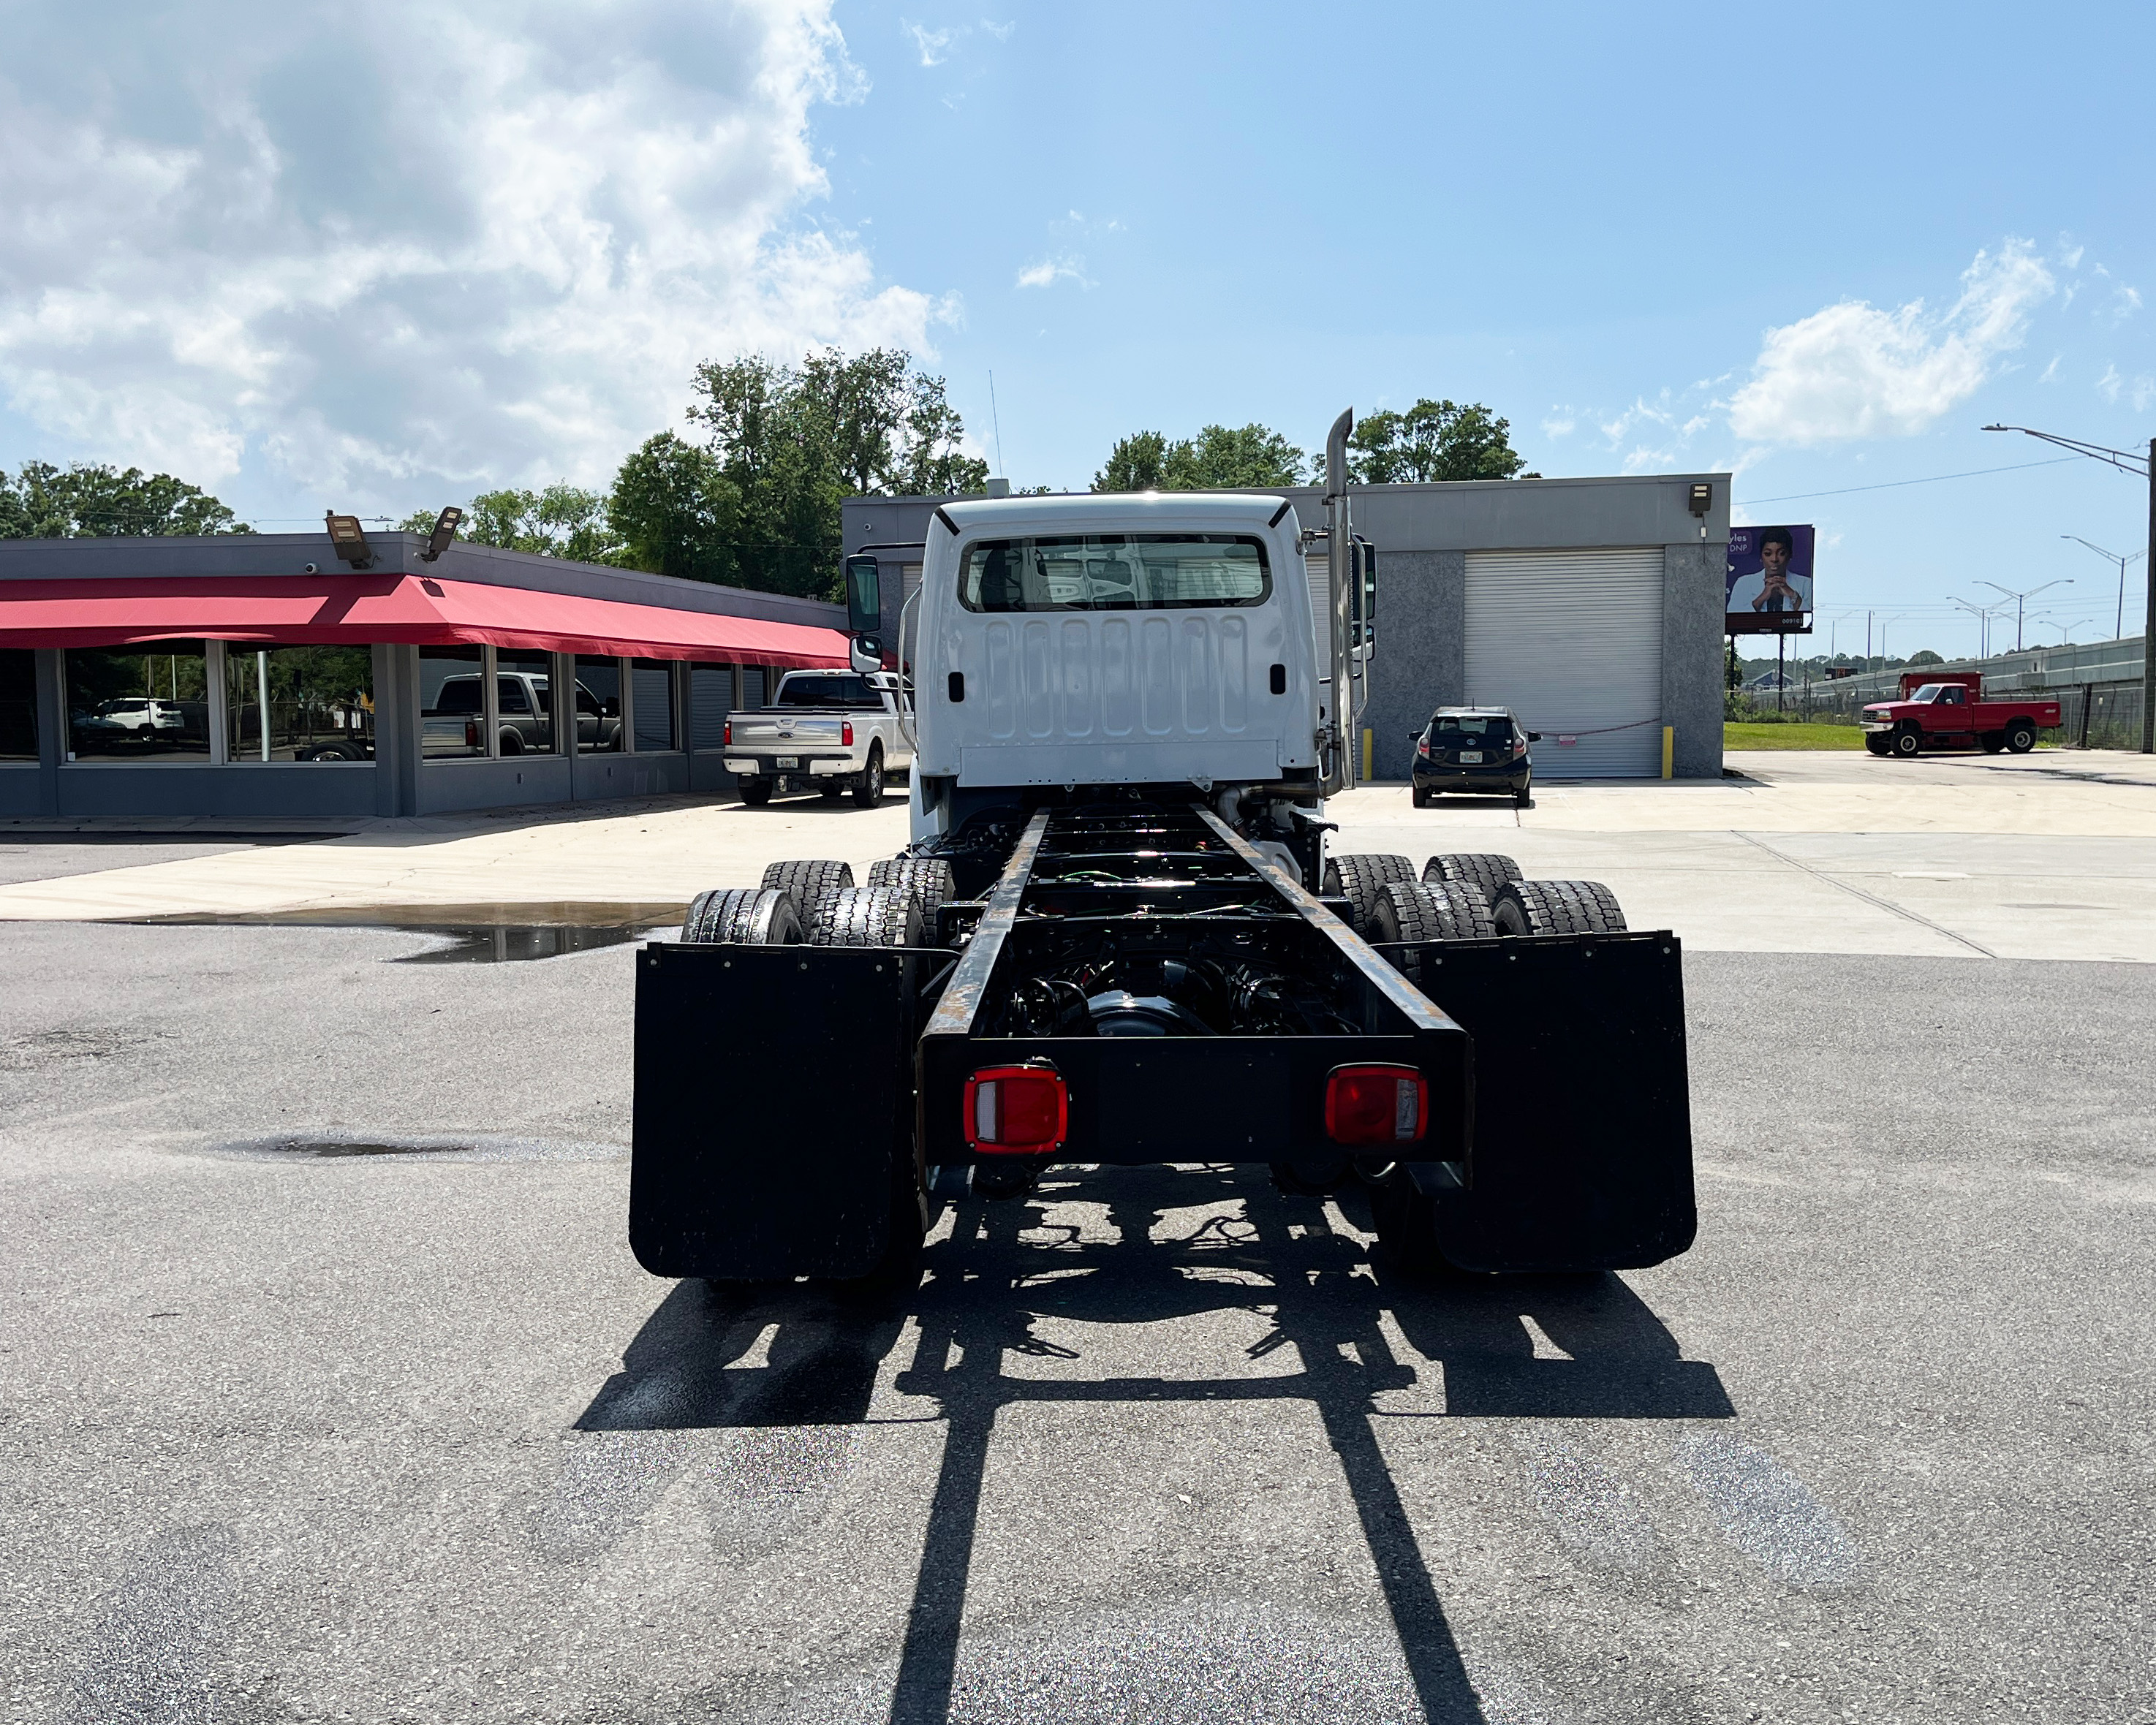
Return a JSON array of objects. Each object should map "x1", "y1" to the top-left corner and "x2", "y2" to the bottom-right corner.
[{"x1": 1410, "y1": 706, "x2": 1538, "y2": 806}]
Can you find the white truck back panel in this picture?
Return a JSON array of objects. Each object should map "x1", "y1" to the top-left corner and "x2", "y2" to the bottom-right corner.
[{"x1": 916, "y1": 493, "x2": 1320, "y2": 789}]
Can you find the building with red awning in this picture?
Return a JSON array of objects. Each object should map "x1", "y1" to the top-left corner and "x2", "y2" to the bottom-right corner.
[{"x1": 0, "y1": 527, "x2": 850, "y2": 820}]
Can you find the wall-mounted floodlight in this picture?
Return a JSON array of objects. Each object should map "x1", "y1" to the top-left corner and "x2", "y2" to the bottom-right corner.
[
  {"x1": 1687, "y1": 482, "x2": 1713, "y2": 516},
  {"x1": 325, "y1": 513, "x2": 373, "y2": 569},
  {"x1": 420, "y1": 505, "x2": 464, "y2": 564}
]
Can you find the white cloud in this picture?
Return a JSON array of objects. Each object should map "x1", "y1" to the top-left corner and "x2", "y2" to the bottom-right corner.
[
  {"x1": 2098, "y1": 363, "x2": 2123, "y2": 402},
  {"x1": 2108, "y1": 284, "x2": 2143, "y2": 324},
  {"x1": 980, "y1": 18, "x2": 1015, "y2": 41},
  {"x1": 0, "y1": 1, "x2": 947, "y2": 503},
  {"x1": 2040, "y1": 354, "x2": 2062, "y2": 383},
  {"x1": 902, "y1": 19, "x2": 957, "y2": 64},
  {"x1": 1726, "y1": 240, "x2": 2055, "y2": 445},
  {"x1": 1541, "y1": 406, "x2": 1577, "y2": 439},
  {"x1": 1015, "y1": 254, "x2": 1089, "y2": 290},
  {"x1": 2136, "y1": 376, "x2": 2156, "y2": 414}
]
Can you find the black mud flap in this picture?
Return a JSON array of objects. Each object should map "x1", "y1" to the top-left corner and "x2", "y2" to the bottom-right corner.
[
  {"x1": 1397, "y1": 932, "x2": 1695, "y2": 1273},
  {"x1": 630, "y1": 943, "x2": 916, "y2": 1280}
]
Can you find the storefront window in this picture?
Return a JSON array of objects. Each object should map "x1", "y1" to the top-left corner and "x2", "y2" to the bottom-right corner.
[
  {"x1": 227, "y1": 645, "x2": 375, "y2": 762},
  {"x1": 419, "y1": 645, "x2": 488, "y2": 759},
  {"x1": 65, "y1": 645, "x2": 212, "y2": 762},
  {"x1": 496, "y1": 649, "x2": 556, "y2": 754},
  {"x1": 0, "y1": 650, "x2": 36, "y2": 761},
  {"x1": 689, "y1": 664, "x2": 733, "y2": 751},
  {"x1": 575, "y1": 656, "x2": 622, "y2": 753},
  {"x1": 631, "y1": 659, "x2": 676, "y2": 751}
]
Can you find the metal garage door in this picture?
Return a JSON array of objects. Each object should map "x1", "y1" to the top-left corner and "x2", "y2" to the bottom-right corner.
[{"x1": 1464, "y1": 548, "x2": 1665, "y2": 778}]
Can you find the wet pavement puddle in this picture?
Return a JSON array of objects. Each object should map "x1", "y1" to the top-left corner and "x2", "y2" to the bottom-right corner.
[{"x1": 127, "y1": 901, "x2": 687, "y2": 963}]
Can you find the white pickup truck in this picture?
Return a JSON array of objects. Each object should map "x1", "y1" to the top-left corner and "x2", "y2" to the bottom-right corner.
[{"x1": 722, "y1": 668, "x2": 913, "y2": 807}]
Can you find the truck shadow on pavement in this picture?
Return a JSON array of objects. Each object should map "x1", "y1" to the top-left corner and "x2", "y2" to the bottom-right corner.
[{"x1": 576, "y1": 1163, "x2": 1733, "y2": 1725}]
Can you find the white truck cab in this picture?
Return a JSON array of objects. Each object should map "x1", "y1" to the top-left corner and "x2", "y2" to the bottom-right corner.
[{"x1": 852, "y1": 493, "x2": 1328, "y2": 843}]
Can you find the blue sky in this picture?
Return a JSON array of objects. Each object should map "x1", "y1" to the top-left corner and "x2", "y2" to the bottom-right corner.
[{"x1": 2, "y1": 0, "x2": 2150, "y2": 656}]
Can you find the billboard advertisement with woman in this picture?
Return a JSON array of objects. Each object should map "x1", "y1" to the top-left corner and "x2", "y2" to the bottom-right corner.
[{"x1": 1726, "y1": 524, "x2": 1815, "y2": 634}]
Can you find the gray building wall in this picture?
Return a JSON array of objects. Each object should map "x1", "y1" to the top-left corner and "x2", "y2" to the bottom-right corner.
[
  {"x1": 0, "y1": 530, "x2": 845, "y2": 822},
  {"x1": 841, "y1": 472, "x2": 1731, "y2": 780}
]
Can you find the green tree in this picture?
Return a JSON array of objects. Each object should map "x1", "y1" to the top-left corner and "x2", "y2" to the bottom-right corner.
[
  {"x1": 1093, "y1": 431, "x2": 1170, "y2": 491},
  {"x1": 458, "y1": 484, "x2": 621, "y2": 562},
  {"x1": 1347, "y1": 400, "x2": 1524, "y2": 484},
  {"x1": 607, "y1": 432, "x2": 741, "y2": 582},
  {"x1": 1092, "y1": 424, "x2": 1304, "y2": 492},
  {"x1": 0, "y1": 460, "x2": 253, "y2": 537},
  {"x1": 684, "y1": 346, "x2": 987, "y2": 599}
]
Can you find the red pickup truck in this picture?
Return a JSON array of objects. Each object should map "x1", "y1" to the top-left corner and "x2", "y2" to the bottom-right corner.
[{"x1": 1860, "y1": 672, "x2": 2060, "y2": 757}]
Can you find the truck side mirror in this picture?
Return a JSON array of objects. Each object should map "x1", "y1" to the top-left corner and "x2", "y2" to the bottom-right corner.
[
  {"x1": 1353, "y1": 537, "x2": 1378, "y2": 657},
  {"x1": 844, "y1": 555, "x2": 882, "y2": 639}
]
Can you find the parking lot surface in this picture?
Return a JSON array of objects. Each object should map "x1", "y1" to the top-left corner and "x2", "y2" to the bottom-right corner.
[{"x1": 2, "y1": 752, "x2": 2152, "y2": 1722}]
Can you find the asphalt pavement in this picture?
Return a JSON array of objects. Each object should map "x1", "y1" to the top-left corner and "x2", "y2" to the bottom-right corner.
[{"x1": 2, "y1": 916, "x2": 2150, "y2": 1723}]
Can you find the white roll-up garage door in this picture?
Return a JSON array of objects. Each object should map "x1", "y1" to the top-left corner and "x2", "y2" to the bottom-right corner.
[{"x1": 1463, "y1": 548, "x2": 1665, "y2": 778}]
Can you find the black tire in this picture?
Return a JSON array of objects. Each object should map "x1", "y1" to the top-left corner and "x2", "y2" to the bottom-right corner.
[
  {"x1": 1371, "y1": 880, "x2": 1497, "y2": 945},
  {"x1": 2005, "y1": 720, "x2": 2036, "y2": 754},
  {"x1": 1514, "y1": 786, "x2": 1532, "y2": 808},
  {"x1": 1320, "y1": 854, "x2": 1416, "y2": 936},
  {"x1": 1412, "y1": 786, "x2": 1434, "y2": 808},
  {"x1": 1421, "y1": 852, "x2": 1524, "y2": 899},
  {"x1": 1864, "y1": 735, "x2": 1891, "y2": 756},
  {"x1": 852, "y1": 744, "x2": 885, "y2": 807},
  {"x1": 679, "y1": 887, "x2": 803, "y2": 946},
  {"x1": 1491, "y1": 879, "x2": 1627, "y2": 937},
  {"x1": 760, "y1": 860, "x2": 854, "y2": 936},
  {"x1": 1891, "y1": 725, "x2": 1924, "y2": 758},
  {"x1": 1980, "y1": 732, "x2": 2005, "y2": 754},
  {"x1": 811, "y1": 885, "x2": 925, "y2": 948},
  {"x1": 1370, "y1": 881, "x2": 1497, "y2": 983},
  {"x1": 738, "y1": 776, "x2": 773, "y2": 806},
  {"x1": 865, "y1": 856, "x2": 956, "y2": 918},
  {"x1": 499, "y1": 730, "x2": 523, "y2": 757}
]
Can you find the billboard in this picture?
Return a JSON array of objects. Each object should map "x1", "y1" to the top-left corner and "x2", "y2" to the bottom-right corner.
[{"x1": 1726, "y1": 523, "x2": 1815, "y2": 635}]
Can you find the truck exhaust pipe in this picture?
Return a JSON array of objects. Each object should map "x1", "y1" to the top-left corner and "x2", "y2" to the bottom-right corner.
[{"x1": 1324, "y1": 409, "x2": 1354, "y2": 794}]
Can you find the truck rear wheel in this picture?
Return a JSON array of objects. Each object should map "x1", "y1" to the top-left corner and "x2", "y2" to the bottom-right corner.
[
  {"x1": 1370, "y1": 881, "x2": 1497, "y2": 984},
  {"x1": 2005, "y1": 719, "x2": 2037, "y2": 754},
  {"x1": 738, "y1": 775, "x2": 773, "y2": 805},
  {"x1": 1491, "y1": 879, "x2": 1627, "y2": 936},
  {"x1": 866, "y1": 856, "x2": 956, "y2": 918},
  {"x1": 1320, "y1": 854, "x2": 1415, "y2": 936},
  {"x1": 680, "y1": 887, "x2": 802, "y2": 946},
  {"x1": 1366, "y1": 1176, "x2": 1449, "y2": 1277},
  {"x1": 812, "y1": 886, "x2": 925, "y2": 948},
  {"x1": 1421, "y1": 852, "x2": 1523, "y2": 899},
  {"x1": 852, "y1": 745, "x2": 885, "y2": 807},
  {"x1": 760, "y1": 860, "x2": 854, "y2": 936},
  {"x1": 1891, "y1": 725, "x2": 1924, "y2": 758}
]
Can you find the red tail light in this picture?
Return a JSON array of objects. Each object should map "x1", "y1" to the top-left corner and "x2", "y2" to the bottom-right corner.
[
  {"x1": 1325, "y1": 1064, "x2": 1428, "y2": 1145},
  {"x1": 1415, "y1": 735, "x2": 1430, "y2": 757},
  {"x1": 465, "y1": 719, "x2": 480, "y2": 748},
  {"x1": 964, "y1": 1064, "x2": 1068, "y2": 1155},
  {"x1": 722, "y1": 717, "x2": 733, "y2": 746},
  {"x1": 842, "y1": 719, "x2": 854, "y2": 747}
]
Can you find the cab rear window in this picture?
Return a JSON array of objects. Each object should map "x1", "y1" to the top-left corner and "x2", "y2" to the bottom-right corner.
[{"x1": 960, "y1": 534, "x2": 1271, "y2": 612}]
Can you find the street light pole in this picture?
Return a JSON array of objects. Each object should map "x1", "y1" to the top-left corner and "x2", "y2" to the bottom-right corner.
[
  {"x1": 1985, "y1": 425, "x2": 2156, "y2": 751},
  {"x1": 1975, "y1": 577, "x2": 2073, "y2": 652},
  {"x1": 2060, "y1": 535, "x2": 2146, "y2": 640}
]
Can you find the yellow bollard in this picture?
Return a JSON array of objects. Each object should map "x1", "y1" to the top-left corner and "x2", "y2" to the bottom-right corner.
[
  {"x1": 1661, "y1": 725, "x2": 1674, "y2": 780},
  {"x1": 1362, "y1": 727, "x2": 1373, "y2": 781}
]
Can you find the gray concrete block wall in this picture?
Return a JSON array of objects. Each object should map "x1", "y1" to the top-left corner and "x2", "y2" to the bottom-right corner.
[
  {"x1": 1361, "y1": 549, "x2": 1463, "y2": 782},
  {"x1": 1662, "y1": 542, "x2": 1730, "y2": 778}
]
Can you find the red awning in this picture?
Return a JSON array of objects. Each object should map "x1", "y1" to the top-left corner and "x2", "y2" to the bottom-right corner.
[{"x1": 0, "y1": 573, "x2": 850, "y2": 667}]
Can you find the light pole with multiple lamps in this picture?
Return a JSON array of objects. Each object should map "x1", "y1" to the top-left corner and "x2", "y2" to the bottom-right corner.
[
  {"x1": 1975, "y1": 577, "x2": 2073, "y2": 652},
  {"x1": 2059, "y1": 535, "x2": 2146, "y2": 640},
  {"x1": 1948, "y1": 595, "x2": 2011, "y2": 659},
  {"x1": 1983, "y1": 425, "x2": 2156, "y2": 751}
]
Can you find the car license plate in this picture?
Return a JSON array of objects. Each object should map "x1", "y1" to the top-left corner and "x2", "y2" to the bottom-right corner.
[
  {"x1": 1459, "y1": 751, "x2": 1482, "y2": 763},
  {"x1": 776, "y1": 757, "x2": 798, "y2": 769}
]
